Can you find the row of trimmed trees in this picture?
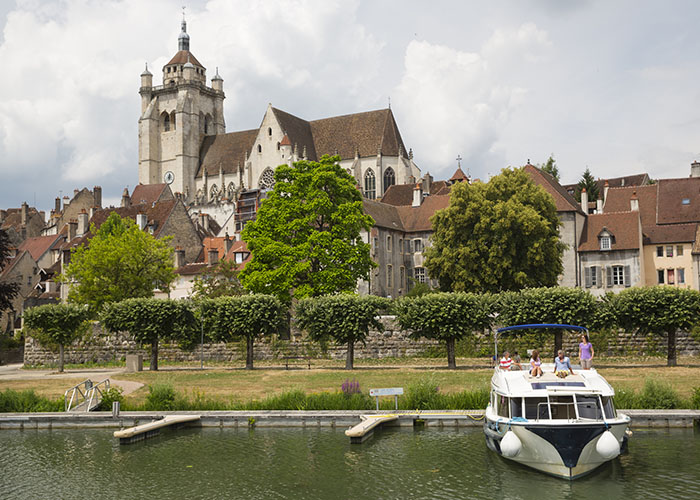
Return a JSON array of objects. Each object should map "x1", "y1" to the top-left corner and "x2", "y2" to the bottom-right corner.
[{"x1": 23, "y1": 286, "x2": 700, "y2": 371}]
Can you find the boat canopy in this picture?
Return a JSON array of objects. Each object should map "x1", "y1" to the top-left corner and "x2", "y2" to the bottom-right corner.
[{"x1": 497, "y1": 324, "x2": 588, "y2": 335}]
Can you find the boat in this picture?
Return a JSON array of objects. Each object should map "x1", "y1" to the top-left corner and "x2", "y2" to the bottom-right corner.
[{"x1": 484, "y1": 324, "x2": 630, "y2": 480}]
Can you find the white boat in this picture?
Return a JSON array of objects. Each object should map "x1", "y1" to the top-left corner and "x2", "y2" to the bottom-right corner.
[{"x1": 484, "y1": 324, "x2": 630, "y2": 480}]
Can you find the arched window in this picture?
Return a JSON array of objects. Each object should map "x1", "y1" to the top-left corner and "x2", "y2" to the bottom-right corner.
[
  {"x1": 268, "y1": 127, "x2": 273, "y2": 136},
  {"x1": 364, "y1": 169, "x2": 376, "y2": 199},
  {"x1": 227, "y1": 182, "x2": 236, "y2": 199},
  {"x1": 277, "y1": 142, "x2": 281, "y2": 151},
  {"x1": 257, "y1": 144, "x2": 262, "y2": 153},
  {"x1": 259, "y1": 167, "x2": 275, "y2": 189},
  {"x1": 162, "y1": 112, "x2": 170, "y2": 132},
  {"x1": 210, "y1": 184, "x2": 219, "y2": 202},
  {"x1": 383, "y1": 167, "x2": 395, "y2": 194},
  {"x1": 170, "y1": 112, "x2": 176, "y2": 130},
  {"x1": 204, "y1": 114, "x2": 212, "y2": 135}
]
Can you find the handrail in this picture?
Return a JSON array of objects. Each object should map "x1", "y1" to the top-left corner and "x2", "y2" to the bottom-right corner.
[{"x1": 64, "y1": 379, "x2": 110, "y2": 412}]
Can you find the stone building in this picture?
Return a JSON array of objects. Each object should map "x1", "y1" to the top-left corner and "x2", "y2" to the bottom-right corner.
[
  {"x1": 42, "y1": 187, "x2": 102, "y2": 236},
  {"x1": 0, "y1": 203, "x2": 45, "y2": 247},
  {"x1": 0, "y1": 249, "x2": 39, "y2": 333}
]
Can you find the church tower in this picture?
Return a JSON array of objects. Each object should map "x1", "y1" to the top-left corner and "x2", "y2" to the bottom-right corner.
[{"x1": 138, "y1": 16, "x2": 225, "y2": 202}]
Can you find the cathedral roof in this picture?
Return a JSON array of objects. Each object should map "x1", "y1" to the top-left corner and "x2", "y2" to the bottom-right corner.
[
  {"x1": 166, "y1": 50, "x2": 204, "y2": 68},
  {"x1": 197, "y1": 129, "x2": 259, "y2": 178},
  {"x1": 272, "y1": 108, "x2": 317, "y2": 160}
]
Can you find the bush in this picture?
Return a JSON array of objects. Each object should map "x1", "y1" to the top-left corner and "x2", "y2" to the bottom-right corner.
[
  {"x1": 637, "y1": 378, "x2": 681, "y2": 409},
  {"x1": 402, "y1": 376, "x2": 442, "y2": 410},
  {"x1": 0, "y1": 389, "x2": 63, "y2": 412},
  {"x1": 144, "y1": 382, "x2": 177, "y2": 411},
  {"x1": 690, "y1": 387, "x2": 700, "y2": 410},
  {"x1": 98, "y1": 387, "x2": 125, "y2": 411},
  {"x1": 613, "y1": 388, "x2": 638, "y2": 409}
]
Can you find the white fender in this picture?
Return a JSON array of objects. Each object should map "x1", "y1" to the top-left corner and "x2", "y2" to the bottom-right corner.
[
  {"x1": 500, "y1": 430, "x2": 522, "y2": 458},
  {"x1": 596, "y1": 430, "x2": 620, "y2": 459}
]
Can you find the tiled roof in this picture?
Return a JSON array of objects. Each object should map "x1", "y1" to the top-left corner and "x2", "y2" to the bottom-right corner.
[
  {"x1": 645, "y1": 223, "x2": 697, "y2": 245},
  {"x1": 17, "y1": 235, "x2": 61, "y2": 261},
  {"x1": 381, "y1": 181, "x2": 450, "y2": 206},
  {"x1": 166, "y1": 50, "x2": 204, "y2": 68},
  {"x1": 524, "y1": 165, "x2": 585, "y2": 214},
  {"x1": 272, "y1": 108, "x2": 317, "y2": 160},
  {"x1": 603, "y1": 185, "x2": 657, "y2": 228},
  {"x1": 363, "y1": 199, "x2": 403, "y2": 231},
  {"x1": 563, "y1": 173, "x2": 650, "y2": 195},
  {"x1": 0, "y1": 207, "x2": 42, "y2": 231},
  {"x1": 656, "y1": 177, "x2": 700, "y2": 225},
  {"x1": 196, "y1": 129, "x2": 258, "y2": 178},
  {"x1": 449, "y1": 167, "x2": 469, "y2": 182},
  {"x1": 363, "y1": 194, "x2": 450, "y2": 233},
  {"x1": 177, "y1": 239, "x2": 251, "y2": 275},
  {"x1": 131, "y1": 184, "x2": 170, "y2": 206},
  {"x1": 77, "y1": 201, "x2": 178, "y2": 245},
  {"x1": 578, "y1": 212, "x2": 642, "y2": 252}
]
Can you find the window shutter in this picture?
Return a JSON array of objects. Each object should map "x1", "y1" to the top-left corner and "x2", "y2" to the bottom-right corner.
[
  {"x1": 624, "y1": 265, "x2": 631, "y2": 287},
  {"x1": 606, "y1": 267, "x2": 613, "y2": 288},
  {"x1": 584, "y1": 267, "x2": 591, "y2": 288},
  {"x1": 596, "y1": 266, "x2": 603, "y2": 288}
]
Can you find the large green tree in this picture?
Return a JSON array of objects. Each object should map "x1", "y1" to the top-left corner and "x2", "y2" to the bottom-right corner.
[
  {"x1": 296, "y1": 294, "x2": 390, "y2": 369},
  {"x1": 240, "y1": 155, "x2": 375, "y2": 303},
  {"x1": 394, "y1": 292, "x2": 491, "y2": 368},
  {"x1": 23, "y1": 303, "x2": 91, "y2": 372},
  {"x1": 0, "y1": 228, "x2": 20, "y2": 314},
  {"x1": 576, "y1": 167, "x2": 599, "y2": 202},
  {"x1": 424, "y1": 167, "x2": 565, "y2": 293},
  {"x1": 101, "y1": 298, "x2": 198, "y2": 371},
  {"x1": 61, "y1": 213, "x2": 175, "y2": 314},
  {"x1": 614, "y1": 286, "x2": 700, "y2": 366}
]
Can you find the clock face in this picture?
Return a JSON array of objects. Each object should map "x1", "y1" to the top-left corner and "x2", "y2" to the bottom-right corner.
[{"x1": 164, "y1": 171, "x2": 175, "y2": 184}]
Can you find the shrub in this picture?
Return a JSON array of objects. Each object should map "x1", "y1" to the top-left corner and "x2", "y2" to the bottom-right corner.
[
  {"x1": 690, "y1": 387, "x2": 700, "y2": 410},
  {"x1": 144, "y1": 382, "x2": 177, "y2": 411},
  {"x1": 402, "y1": 376, "x2": 442, "y2": 410},
  {"x1": 0, "y1": 389, "x2": 62, "y2": 412},
  {"x1": 613, "y1": 388, "x2": 638, "y2": 409},
  {"x1": 98, "y1": 387, "x2": 125, "y2": 411},
  {"x1": 637, "y1": 378, "x2": 681, "y2": 409}
]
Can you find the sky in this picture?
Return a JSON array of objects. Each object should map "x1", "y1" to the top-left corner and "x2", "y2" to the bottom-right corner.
[{"x1": 1, "y1": 0, "x2": 700, "y2": 212}]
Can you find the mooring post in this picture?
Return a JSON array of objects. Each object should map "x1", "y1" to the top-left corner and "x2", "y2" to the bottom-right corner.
[{"x1": 112, "y1": 401, "x2": 120, "y2": 418}]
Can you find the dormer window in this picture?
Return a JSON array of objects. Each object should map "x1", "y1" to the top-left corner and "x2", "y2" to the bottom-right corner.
[
  {"x1": 682, "y1": 198, "x2": 690, "y2": 205},
  {"x1": 600, "y1": 235, "x2": 611, "y2": 250}
]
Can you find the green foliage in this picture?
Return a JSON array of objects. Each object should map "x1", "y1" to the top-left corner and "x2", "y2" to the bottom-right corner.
[
  {"x1": 425, "y1": 167, "x2": 565, "y2": 293},
  {"x1": 614, "y1": 286, "x2": 700, "y2": 365},
  {"x1": 691, "y1": 387, "x2": 700, "y2": 410},
  {"x1": 637, "y1": 379, "x2": 682, "y2": 409},
  {"x1": 60, "y1": 213, "x2": 175, "y2": 314},
  {"x1": 101, "y1": 298, "x2": 198, "y2": 370},
  {"x1": 405, "y1": 280, "x2": 435, "y2": 298},
  {"x1": 98, "y1": 387, "x2": 125, "y2": 411},
  {"x1": 240, "y1": 155, "x2": 375, "y2": 303},
  {"x1": 0, "y1": 228, "x2": 20, "y2": 313},
  {"x1": 498, "y1": 287, "x2": 597, "y2": 326},
  {"x1": 394, "y1": 292, "x2": 491, "y2": 368},
  {"x1": 296, "y1": 294, "x2": 390, "y2": 369},
  {"x1": 575, "y1": 167, "x2": 599, "y2": 201},
  {"x1": 403, "y1": 375, "x2": 442, "y2": 410},
  {"x1": 192, "y1": 257, "x2": 244, "y2": 299},
  {"x1": 0, "y1": 389, "x2": 63, "y2": 412},
  {"x1": 538, "y1": 154, "x2": 560, "y2": 181},
  {"x1": 144, "y1": 382, "x2": 177, "y2": 411}
]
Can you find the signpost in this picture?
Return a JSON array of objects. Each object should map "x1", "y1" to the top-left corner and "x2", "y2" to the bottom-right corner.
[{"x1": 369, "y1": 387, "x2": 403, "y2": 411}]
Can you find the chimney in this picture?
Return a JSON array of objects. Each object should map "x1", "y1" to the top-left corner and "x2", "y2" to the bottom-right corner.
[
  {"x1": 136, "y1": 213, "x2": 147, "y2": 231},
  {"x1": 55, "y1": 197, "x2": 61, "y2": 213},
  {"x1": 412, "y1": 183, "x2": 422, "y2": 207},
  {"x1": 224, "y1": 233, "x2": 233, "y2": 255},
  {"x1": 77, "y1": 209, "x2": 89, "y2": 236},
  {"x1": 121, "y1": 188, "x2": 130, "y2": 208},
  {"x1": 20, "y1": 202, "x2": 28, "y2": 226},
  {"x1": 691, "y1": 161, "x2": 700, "y2": 178},
  {"x1": 630, "y1": 191, "x2": 639, "y2": 211},
  {"x1": 173, "y1": 246, "x2": 185, "y2": 268},
  {"x1": 580, "y1": 187, "x2": 588, "y2": 213},
  {"x1": 422, "y1": 173, "x2": 433, "y2": 194},
  {"x1": 93, "y1": 186, "x2": 102, "y2": 208},
  {"x1": 89, "y1": 206, "x2": 96, "y2": 219},
  {"x1": 199, "y1": 213, "x2": 209, "y2": 232},
  {"x1": 67, "y1": 219, "x2": 77, "y2": 241},
  {"x1": 208, "y1": 248, "x2": 219, "y2": 267},
  {"x1": 596, "y1": 199, "x2": 603, "y2": 213},
  {"x1": 603, "y1": 180, "x2": 610, "y2": 204}
]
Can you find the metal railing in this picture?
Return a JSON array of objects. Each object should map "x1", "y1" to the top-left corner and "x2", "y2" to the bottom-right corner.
[{"x1": 64, "y1": 379, "x2": 110, "y2": 412}]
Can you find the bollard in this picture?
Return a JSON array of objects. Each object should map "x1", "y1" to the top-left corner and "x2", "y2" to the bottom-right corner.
[{"x1": 112, "y1": 401, "x2": 120, "y2": 418}]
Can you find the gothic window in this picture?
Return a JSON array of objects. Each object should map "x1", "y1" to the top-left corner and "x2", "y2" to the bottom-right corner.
[
  {"x1": 227, "y1": 182, "x2": 236, "y2": 200},
  {"x1": 257, "y1": 144, "x2": 262, "y2": 153},
  {"x1": 364, "y1": 169, "x2": 376, "y2": 200},
  {"x1": 383, "y1": 167, "x2": 396, "y2": 194},
  {"x1": 259, "y1": 167, "x2": 275, "y2": 189},
  {"x1": 170, "y1": 112, "x2": 176, "y2": 130},
  {"x1": 268, "y1": 127, "x2": 273, "y2": 136},
  {"x1": 204, "y1": 114, "x2": 212, "y2": 135},
  {"x1": 162, "y1": 112, "x2": 170, "y2": 132},
  {"x1": 210, "y1": 184, "x2": 219, "y2": 202},
  {"x1": 277, "y1": 142, "x2": 281, "y2": 151}
]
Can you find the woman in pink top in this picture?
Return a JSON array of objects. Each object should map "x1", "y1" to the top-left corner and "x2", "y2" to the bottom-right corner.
[
  {"x1": 529, "y1": 349, "x2": 543, "y2": 378},
  {"x1": 579, "y1": 334, "x2": 594, "y2": 370}
]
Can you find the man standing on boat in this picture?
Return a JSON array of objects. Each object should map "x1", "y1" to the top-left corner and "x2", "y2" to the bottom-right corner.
[{"x1": 553, "y1": 350, "x2": 574, "y2": 377}]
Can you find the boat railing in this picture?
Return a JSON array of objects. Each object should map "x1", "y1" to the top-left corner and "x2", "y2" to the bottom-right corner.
[{"x1": 534, "y1": 400, "x2": 606, "y2": 422}]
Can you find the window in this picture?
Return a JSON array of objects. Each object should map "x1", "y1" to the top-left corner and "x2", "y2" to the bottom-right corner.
[
  {"x1": 667, "y1": 269, "x2": 675, "y2": 285},
  {"x1": 398, "y1": 239, "x2": 403, "y2": 254},
  {"x1": 405, "y1": 239, "x2": 412, "y2": 253},
  {"x1": 678, "y1": 268, "x2": 685, "y2": 284},
  {"x1": 372, "y1": 237, "x2": 378, "y2": 254},
  {"x1": 549, "y1": 396, "x2": 575, "y2": 420},
  {"x1": 277, "y1": 142, "x2": 281, "y2": 151},
  {"x1": 387, "y1": 265, "x2": 393, "y2": 288},
  {"x1": 268, "y1": 127, "x2": 272, "y2": 136},
  {"x1": 657, "y1": 269, "x2": 665, "y2": 284},
  {"x1": 509, "y1": 397, "x2": 523, "y2": 418},
  {"x1": 170, "y1": 112, "x2": 176, "y2": 130},
  {"x1": 525, "y1": 397, "x2": 549, "y2": 420},
  {"x1": 585, "y1": 266, "x2": 599, "y2": 288},
  {"x1": 364, "y1": 169, "x2": 376, "y2": 199},
  {"x1": 259, "y1": 168, "x2": 275, "y2": 190},
  {"x1": 612, "y1": 265, "x2": 624, "y2": 286},
  {"x1": 497, "y1": 394, "x2": 509, "y2": 418},
  {"x1": 162, "y1": 112, "x2": 170, "y2": 131},
  {"x1": 414, "y1": 267, "x2": 427, "y2": 283},
  {"x1": 657, "y1": 246, "x2": 663, "y2": 257},
  {"x1": 600, "y1": 236, "x2": 611, "y2": 250},
  {"x1": 666, "y1": 245, "x2": 673, "y2": 257},
  {"x1": 387, "y1": 235, "x2": 392, "y2": 252},
  {"x1": 576, "y1": 395, "x2": 603, "y2": 420},
  {"x1": 414, "y1": 239, "x2": 423, "y2": 253},
  {"x1": 257, "y1": 144, "x2": 262, "y2": 153},
  {"x1": 204, "y1": 114, "x2": 212, "y2": 135},
  {"x1": 400, "y1": 267, "x2": 406, "y2": 289},
  {"x1": 683, "y1": 198, "x2": 690, "y2": 205},
  {"x1": 235, "y1": 253, "x2": 245, "y2": 264},
  {"x1": 383, "y1": 167, "x2": 396, "y2": 194},
  {"x1": 209, "y1": 184, "x2": 219, "y2": 202},
  {"x1": 677, "y1": 245, "x2": 684, "y2": 256}
]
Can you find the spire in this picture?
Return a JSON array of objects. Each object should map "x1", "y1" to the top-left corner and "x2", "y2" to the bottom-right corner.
[{"x1": 178, "y1": 8, "x2": 190, "y2": 51}]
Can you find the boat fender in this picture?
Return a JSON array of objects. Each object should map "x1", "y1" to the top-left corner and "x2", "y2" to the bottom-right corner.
[
  {"x1": 500, "y1": 430, "x2": 522, "y2": 458},
  {"x1": 596, "y1": 430, "x2": 620, "y2": 459}
]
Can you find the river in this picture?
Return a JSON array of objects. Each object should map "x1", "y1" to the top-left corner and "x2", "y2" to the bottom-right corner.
[{"x1": 1, "y1": 426, "x2": 698, "y2": 499}]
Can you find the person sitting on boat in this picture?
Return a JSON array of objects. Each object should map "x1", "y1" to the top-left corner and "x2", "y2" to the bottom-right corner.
[
  {"x1": 511, "y1": 351, "x2": 523, "y2": 370},
  {"x1": 529, "y1": 350, "x2": 543, "y2": 378},
  {"x1": 579, "y1": 334, "x2": 594, "y2": 370},
  {"x1": 553, "y1": 350, "x2": 574, "y2": 378},
  {"x1": 499, "y1": 351, "x2": 513, "y2": 370}
]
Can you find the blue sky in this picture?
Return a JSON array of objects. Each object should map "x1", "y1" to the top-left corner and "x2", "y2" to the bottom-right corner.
[{"x1": 1, "y1": 0, "x2": 699, "y2": 211}]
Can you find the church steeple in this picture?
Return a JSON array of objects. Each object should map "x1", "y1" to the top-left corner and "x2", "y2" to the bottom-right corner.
[{"x1": 178, "y1": 12, "x2": 190, "y2": 51}]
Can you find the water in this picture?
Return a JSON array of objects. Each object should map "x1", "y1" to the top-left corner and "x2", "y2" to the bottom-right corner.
[{"x1": 1, "y1": 426, "x2": 698, "y2": 500}]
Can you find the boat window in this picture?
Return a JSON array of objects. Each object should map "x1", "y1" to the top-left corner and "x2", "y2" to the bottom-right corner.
[
  {"x1": 576, "y1": 395, "x2": 603, "y2": 420},
  {"x1": 497, "y1": 394, "x2": 509, "y2": 418},
  {"x1": 601, "y1": 396, "x2": 617, "y2": 419},
  {"x1": 510, "y1": 397, "x2": 523, "y2": 418},
  {"x1": 549, "y1": 396, "x2": 575, "y2": 420},
  {"x1": 525, "y1": 397, "x2": 549, "y2": 420}
]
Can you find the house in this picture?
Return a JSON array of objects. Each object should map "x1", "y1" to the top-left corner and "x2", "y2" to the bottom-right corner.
[{"x1": 1, "y1": 203, "x2": 45, "y2": 246}]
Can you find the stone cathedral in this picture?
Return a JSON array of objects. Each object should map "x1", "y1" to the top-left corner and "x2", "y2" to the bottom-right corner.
[{"x1": 138, "y1": 19, "x2": 421, "y2": 232}]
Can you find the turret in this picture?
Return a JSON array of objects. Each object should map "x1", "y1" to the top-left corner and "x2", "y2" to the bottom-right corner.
[{"x1": 212, "y1": 67, "x2": 224, "y2": 92}]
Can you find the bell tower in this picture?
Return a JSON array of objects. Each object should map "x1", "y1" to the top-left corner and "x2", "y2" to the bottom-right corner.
[{"x1": 138, "y1": 15, "x2": 225, "y2": 203}]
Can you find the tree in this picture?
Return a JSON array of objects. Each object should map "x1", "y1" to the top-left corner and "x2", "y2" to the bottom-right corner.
[
  {"x1": 538, "y1": 155, "x2": 559, "y2": 181},
  {"x1": 205, "y1": 294, "x2": 283, "y2": 369},
  {"x1": 296, "y1": 294, "x2": 390, "y2": 370},
  {"x1": 23, "y1": 304, "x2": 90, "y2": 373},
  {"x1": 424, "y1": 167, "x2": 565, "y2": 293},
  {"x1": 0, "y1": 228, "x2": 20, "y2": 314},
  {"x1": 61, "y1": 213, "x2": 175, "y2": 314},
  {"x1": 497, "y1": 287, "x2": 597, "y2": 354},
  {"x1": 101, "y1": 298, "x2": 198, "y2": 371},
  {"x1": 576, "y1": 167, "x2": 599, "y2": 202},
  {"x1": 192, "y1": 258, "x2": 244, "y2": 299},
  {"x1": 394, "y1": 292, "x2": 491, "y2": 368},
  {"x1": 614, "y1": 286, "x2": 700, "y2": 367},
  {"x1": 240, "y1": 155, "x2": 375, "y2": 304}
]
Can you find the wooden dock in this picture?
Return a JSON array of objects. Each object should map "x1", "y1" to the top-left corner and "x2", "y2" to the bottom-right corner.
[
  {"x1": 345, "y1": 414, "x2": 399, "y2": 443},
  {"x1": 114, "y1": 415, "x2": 201, "y2": 444}
]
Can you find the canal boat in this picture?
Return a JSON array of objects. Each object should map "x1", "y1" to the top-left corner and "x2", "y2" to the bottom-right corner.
[{"x1": 484, "y1": 324, "x2": 630, "y2": 480}]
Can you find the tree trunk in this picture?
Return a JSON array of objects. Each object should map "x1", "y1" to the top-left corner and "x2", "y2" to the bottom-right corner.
[
  {"x1": 150, "y1": 340, "x2": 158, "y2": 371},
  {"x1": 667, "y1": 329, "x2": 677, "y2": 367},
  {"x1": 345, "y1": 341, "x2": 354, "y2": 370},
  {"x1": 446, "y1": 337, "x2": 456, "y2": 369},
  {"x1": 554, "y1": 331, "x2": 563, "y2": 356},
  {"x1": 246, "y1": 336, "x2": 254, "y2": 370},
  {"x1": 58, "y1": 344, "x2": 64, "y2": 373}
]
